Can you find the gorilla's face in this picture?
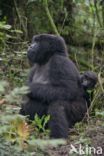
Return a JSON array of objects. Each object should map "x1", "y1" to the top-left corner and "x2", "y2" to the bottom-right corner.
[
  {"x1": 27, "y1": 39, "x2": 50, "y2": 65},
  {"x1": 81, "y1": 71, "x2": 98, "y2": 90},
  {"x1": 27, "y1": 34, "x2": 67, "y2": 65}
]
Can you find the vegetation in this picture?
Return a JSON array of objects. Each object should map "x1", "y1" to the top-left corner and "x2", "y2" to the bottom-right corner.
[{"x1": 0, "y1": 0, "x2": 104, "y2": 155}]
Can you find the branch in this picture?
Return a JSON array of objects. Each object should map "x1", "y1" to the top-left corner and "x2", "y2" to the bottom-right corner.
[
  {"x1": 94, "y1": 1, "x2": 102, "y2": 27},
  {"x1": 43, "y1": 0, "x2": 60, "y2": 36}
]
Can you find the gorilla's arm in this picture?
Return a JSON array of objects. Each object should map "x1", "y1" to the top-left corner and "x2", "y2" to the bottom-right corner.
[
  {"x1": 28, "y1": 56, "x2": 81, "y2": 102},
  {"x1": 28, "y1": 82, "x2": 77, "y2": 102}
]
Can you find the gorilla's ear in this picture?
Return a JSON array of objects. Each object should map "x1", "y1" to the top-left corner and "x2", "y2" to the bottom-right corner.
[{"x1": 80, "y1": 71, "x2": 98, "y2": 90}]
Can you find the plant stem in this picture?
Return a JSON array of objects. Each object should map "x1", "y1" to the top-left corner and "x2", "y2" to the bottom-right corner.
[
  {"x1": 43, "y1": 0, "x2": 60, "y2": 36},
  {"x1": 13, "y1": 0, "x2": 27, "y2": 38},
  {"x1": 102, "y1": 6, "x2": 104, "y2": 26},
  {"x1": 94, "y1": 1, "x2": 102, "y2": 27}
]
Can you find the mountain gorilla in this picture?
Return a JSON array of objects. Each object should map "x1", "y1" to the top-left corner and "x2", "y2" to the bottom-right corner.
[
  {"x1": 20, "y1": 34, "x2": 97, "y2": 138},
  {"x1": 80, "y1": 71, "x2": 98, "y2": 107}
]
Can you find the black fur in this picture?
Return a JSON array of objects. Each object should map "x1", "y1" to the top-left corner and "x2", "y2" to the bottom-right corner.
[
  {"x1": 81, "y1": 71, "x2": 98, "y2": 107},
  {"x1": 80, "y1": 71, "x2": 98, "y2": 90},
  {"x1": 20, "y1": 34, "x2": 89, "y2": 138}
]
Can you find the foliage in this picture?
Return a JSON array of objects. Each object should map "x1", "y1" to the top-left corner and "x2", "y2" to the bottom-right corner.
[
  {"x1": 0, "y1": 20, "x2": 11, "y2": 50},
  {"x1": 0, "y1": 81, "x2": 9, "y2": 94},
  {"x1": 0, "y1": 20, "x2": 28, "y2": 86},
  {"x1": 31, "y1": 114, "x2": 50, "y2": 138},
  {"x1": 95, "y1": 110, "x2": 104, "y2": 119},
  {"x1": 0, "y1": 112, "x2": 65, "y2": 155},
  {"x1": 5, "y1": 86, "x2": 29, "y2": 105},
  {"x1": 0, "y1": 113, "x2": 50, "y2": 141},
  {"x1": 0, "y1": 115, "x2": 29, "y2": 144}
]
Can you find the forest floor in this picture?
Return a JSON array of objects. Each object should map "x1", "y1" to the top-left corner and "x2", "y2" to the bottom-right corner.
[
  {"x1": 46, "y1": 125, "x2": 104, "y2": 156},
  {"x1": 0, "y1": 102, "x2": 104, "y2": 156}
]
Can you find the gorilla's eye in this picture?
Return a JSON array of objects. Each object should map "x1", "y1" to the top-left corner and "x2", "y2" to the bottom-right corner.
[{"x1": 28, "y1": 42, "x2": 39, "y2": 51}]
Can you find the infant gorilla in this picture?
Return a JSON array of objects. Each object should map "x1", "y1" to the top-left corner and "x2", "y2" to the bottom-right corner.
[{"x1": 20, "y1": 34, "x2": 97, "y2": 138}]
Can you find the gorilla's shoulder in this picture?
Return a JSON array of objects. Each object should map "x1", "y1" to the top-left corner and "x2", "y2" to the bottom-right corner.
[{"x1": 50, "y1": 54, "x2": 80, "y2": 80}]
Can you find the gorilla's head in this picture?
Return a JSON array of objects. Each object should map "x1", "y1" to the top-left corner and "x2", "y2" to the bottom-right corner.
[
  {"x1": 81, "y1": 71, "x2": 98, "y2": 90},
  {"x1": 27, "y1": 34, "x2": 68, "y2": 65}
]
